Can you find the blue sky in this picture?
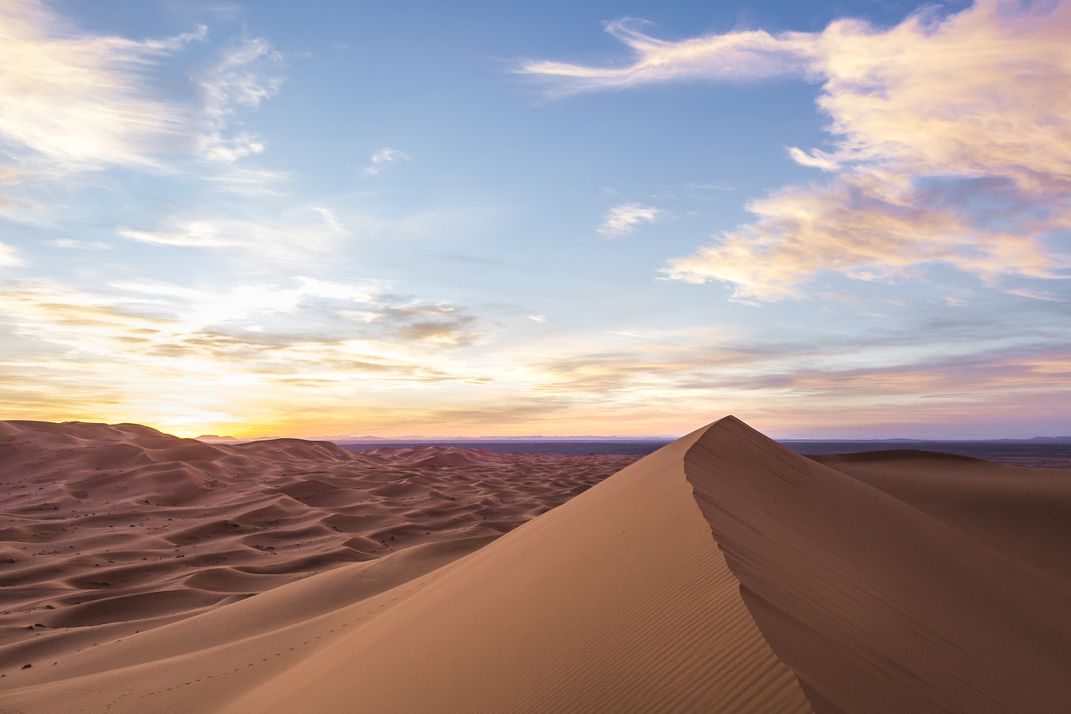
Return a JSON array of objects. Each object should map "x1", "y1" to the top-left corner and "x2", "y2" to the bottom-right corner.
[{"x1": 1, "y1": 0, "x2": 1068, "y2": 438}]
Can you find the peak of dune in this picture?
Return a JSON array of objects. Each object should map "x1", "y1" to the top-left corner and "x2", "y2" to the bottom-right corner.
[
  {"x1": 685, "y1": 416, "x2": 1071, "y2": 713},
  {"x1": 2, "y1": 416, "x2": 1070, "y2": 713}
]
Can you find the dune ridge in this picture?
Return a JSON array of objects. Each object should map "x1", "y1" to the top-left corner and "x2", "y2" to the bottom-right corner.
[
  {"x1": 687, "y1": 417, "x2": 1071, "y2": 713},
  {"x1": 1, "y1": 421, "x2": 812, "y2": 713},
  {"x1": 2, "y1": 416, "x2": 1070, "y2": 713}
]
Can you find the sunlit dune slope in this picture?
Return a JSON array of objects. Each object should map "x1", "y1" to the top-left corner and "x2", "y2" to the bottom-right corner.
[
  {"x1": 0, "y1": 420, "x2": 631, "y2": 678},
  {"x1": 3, "y1": 416, "x2": 1071, "y2": 713},
  {"x1": 2, "y1": 421, "x2": 811, "y2": 713}
]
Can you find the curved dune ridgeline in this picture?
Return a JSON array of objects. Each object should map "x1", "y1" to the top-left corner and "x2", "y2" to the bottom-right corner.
[
  {"x1": 686, "y1": 417, "x2": 1071, "y2": 713},
  {"x1": 2, "y1": 417, "x2": 1070, "y2": 712}
]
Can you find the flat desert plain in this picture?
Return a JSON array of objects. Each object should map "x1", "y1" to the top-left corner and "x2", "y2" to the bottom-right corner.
[{"x1": 1, "y1": 416, "x2": 1070, "y2": 713}]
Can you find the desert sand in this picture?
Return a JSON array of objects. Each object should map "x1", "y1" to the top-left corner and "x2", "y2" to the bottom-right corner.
[
  {"x1": 1, "y1": 416, "x2": 1070, "y2": 712},
  {"x1": 0, "y1": 422, "x2": 631, "y2": 684}
]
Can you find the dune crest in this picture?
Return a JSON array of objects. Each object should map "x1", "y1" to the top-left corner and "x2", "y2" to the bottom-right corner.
[
  {"x1": 687, "y1": 417, "x2": 1071, "y2": 713},
  {"x1": 1, "y1": 421, "x2": 811, "y2": 713},
  {"x1": 3, "y1": 416, "x2": 1070, "y2": 713}
]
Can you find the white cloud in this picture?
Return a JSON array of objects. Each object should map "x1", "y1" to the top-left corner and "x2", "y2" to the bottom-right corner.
[
  {"x1": 528, "y1": 314, "x2": 547, "y2": 323},
  {"x1": 0, "y1": 276, "x2": 491, "y2": 429},
  {"x1": 662, "y1": 176, "x2": 1058, "y2": 299},
  {"x1": 0, "y1": 2, "x2": 290, "y2": 235},
  {"x1": 598, "y1": 203, "x2": 660, "y2": 237},
  {"x1": 207, "y1": 166, "x2": 290, "y2": 196},
  {"x1": 197, "y1": 37, "x2": 284, "y2": 163},
  {"x1": 364, "y1": 147, "x2": 411, "y2": 176},
  {"x1": 111, "y1": 276, "x2": 385, "y2": 329},
  {"x1": 0, "y1": 0, "x2": 204, "y2": 172},
  {"x1": 117, "y1": 204, "x2": 349, "y2": 260},
  {"x1": 49, "y1": 238, "x2": 113, "y2": 250},
  {"x1": 525, "y1": 2, "x2": 1071, "y2": 299},
  {"x1": 787, "y1": 147, "x2": 839, "y2": 171},
  {"x1": 518, "y1": 18, "x2": 811, "y2": 95},
  {"x1": 0, "y1": 242, "x2": 23, "y2": 267},
  {"x1": 119, "y1": 221, "x2": 232, "y2": 248},
  {"x1": 2, "y1": 276, "x2": 482, "y2": 361}
]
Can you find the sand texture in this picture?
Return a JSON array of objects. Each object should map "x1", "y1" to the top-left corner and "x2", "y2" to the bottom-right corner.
[
  {"x1": 2, "y1": 416, "x2": 1070, "y2": 713},
  {"x1": 0, "y1": 421, "x2": 631, "y2": 682},
  {"x1": 688, "y1": 418, "x2": 1071, "y2": 713}
]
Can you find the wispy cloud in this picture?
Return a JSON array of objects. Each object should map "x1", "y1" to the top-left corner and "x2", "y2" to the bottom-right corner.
[
  {"x1": 364, "y1": 147, "x2": 411, "y2": 176},
  {"x1": 513, "y1": 320, "x2": 1071, "y2": 437},
  {"x1": 48, "y1": 238, "x2": 113, "y2": 250},
  {"x1": 197, "y1": 36, "x2": 285, "y2": 163},
  {"x1": 117, "y1": 204, "x2": 349, "y2": 261},
  {"x1": 662, "y1": 176, "x2": 1059, "y2": 299},
  {"x1": 598, "y1": 203, "x2": 660, "y2": 237},
  {"x1": 0, "y1": 2, "x2": 293, "y2": 234},
  {"x1": 518, "y1": 18, "x2": 811, "y2": 95},
  {"x1": 0, "y1": 276, "x2": 489, "y2": 431},
  {"x1": 525, "y1": 2, "x2": 1071, "y2": 299},
  {"x1": 1005, "y1": 287, "x2": 1067, "y2": 303},
  {"x1": 786, "y1": 147, "x2": 839, "y2": 171},
  {"x1": 2, "y1": 272, "x2": 1064, "y2": 437},
  {"x1": 5, "y1": 276, "x2": 486, "y2": 352},
  {"x1": 0, "y1": 242, "x2": 23, "y2": 267},
  {"x1": 0, "y1": 0, "x2": 205, "y2": 173},
  {"x1": 206, "y1": 166, "x2": 291, "y2": 196}
]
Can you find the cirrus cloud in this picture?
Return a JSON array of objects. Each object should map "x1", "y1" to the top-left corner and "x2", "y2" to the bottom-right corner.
[
  {"x1": 0, "y1": 0, "x2": 204, "y2": 173},
  {"x1": 117, "y1": 204, "x2": 350, "y2": 264},
  {"x1": 518, "y1": 18, "x2": 813, "y2": 95}
]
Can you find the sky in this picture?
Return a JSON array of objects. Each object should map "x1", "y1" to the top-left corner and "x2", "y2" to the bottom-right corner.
[{"x1": 0, "y1": 0, "x2": 1068, "y2": 439}]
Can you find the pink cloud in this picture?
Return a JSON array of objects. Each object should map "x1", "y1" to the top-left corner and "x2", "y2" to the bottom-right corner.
[{"x1": 523, "y1": 1, "x2": 1071, "y2": 299}]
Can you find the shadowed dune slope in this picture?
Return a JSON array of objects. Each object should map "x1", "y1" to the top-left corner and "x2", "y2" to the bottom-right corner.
[
  {"x1": 4, "y1": 417, "x2": 1071, "y2": 713},
  {"x1": 814, "y1": 450, "x2": 1071, "y2": 585},
  {"x1": 690, "y1": 417, "x2": 1071, "y2": 714},
  {"x1": 1, "y1": 423, "x2": 811, "y2": 714}
]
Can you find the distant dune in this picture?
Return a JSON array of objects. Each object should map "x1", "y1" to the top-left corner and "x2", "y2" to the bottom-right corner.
[
  {"x1": 0, "y1": 420, "x2": 630, "y2": 691},
  {"x1": 1, "y1": 417, "x2": 1070, "y2": 712}
]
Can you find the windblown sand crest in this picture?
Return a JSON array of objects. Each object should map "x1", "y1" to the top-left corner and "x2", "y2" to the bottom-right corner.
[{"x1": 2, "y1": 417, "x2": 1070, "y2": 713}]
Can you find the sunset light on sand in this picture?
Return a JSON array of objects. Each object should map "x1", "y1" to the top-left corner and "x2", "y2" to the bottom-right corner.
[{"x1": 2, "y1": 2, "x2": 1070, "y2": 712}]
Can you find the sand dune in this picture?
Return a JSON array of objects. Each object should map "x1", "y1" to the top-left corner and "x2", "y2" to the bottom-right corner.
[
  {"x1": 690, "y1": 419, "x2": 1071, "y2": 713},
  {"x1": 0, "y1": 420, "x2": 631, "y2": 681},
  {"x1": 2, "y1": 416, "x2": 1070, "y2": 713}
]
